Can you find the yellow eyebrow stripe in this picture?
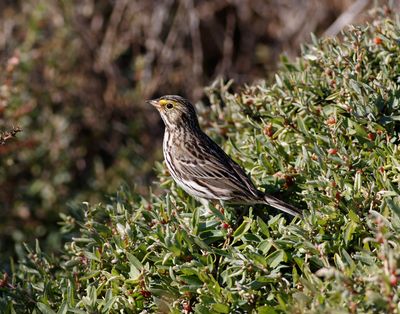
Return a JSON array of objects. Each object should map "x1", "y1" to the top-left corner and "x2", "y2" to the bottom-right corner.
[{"x1": 159, "y1": 99, "x2": 176, "y2": 106}]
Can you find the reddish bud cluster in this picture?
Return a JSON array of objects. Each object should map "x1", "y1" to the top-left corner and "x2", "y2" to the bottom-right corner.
[
  {"x1": 283, "y1": 175, "x2": 294, "y2": 189},
  {"x1": 6, "y1": 55, "x2": 19, "y2": 73},
  {"x1": 326, "y1": 116, "x2": 336, "y2": 126},
  {"x1": 140, "y1": 290, "x2": 151, "y2": 298},
  {"x1": 263, "y1": 123, "x2": 274, "y2": 137},
  {"x1": 0, "y1": 273, "x2": 8, "y2": 288}
]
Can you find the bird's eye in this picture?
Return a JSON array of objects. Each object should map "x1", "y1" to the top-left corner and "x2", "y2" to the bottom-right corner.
[{"x1": 166, "y1": 103, "x2": 174, "y2": 109}]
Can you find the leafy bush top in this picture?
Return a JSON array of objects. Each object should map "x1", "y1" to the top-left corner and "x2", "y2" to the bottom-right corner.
[{"x1": 2, "y1": 10, "x2": 400, "y2": 314}]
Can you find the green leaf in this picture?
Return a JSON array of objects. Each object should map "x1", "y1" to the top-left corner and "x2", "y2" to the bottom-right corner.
[
  {"x1": 126, "y1": 252, "x2": 143, "y2": 270},
  {"x1": 257, "y1": 306, "x2": 278, "y2": 314},
  {"x1": 37, "y1": 303, "x2": 57, "y2": 314},
  {"x1": 212, "y1": 303, "x2": 230, "y2": 313},
  {"x1": 57, "y1": 302, "x2": 68, "y2": 314},
  {"x1": 385, "y1": 197, "x2": 400, "y2": 218},
  {"x1": 325, "y1": 92, "x2": 340, "y2": 101},
  {"x1": 257, "y1": 217, "x2": 270, "y2": 237},
  {"x1": 266, "y1": 250, "x2": 287, "y2": 268},
  {"x1": 343, "y1": 220, "x2": 357, "y2": 245},
  {"x1": 232, "y1": 218, "x2": 252, "y2": 243},
  {"x1": 83, "y1": 251, "x2": 100, "y2": 262}
]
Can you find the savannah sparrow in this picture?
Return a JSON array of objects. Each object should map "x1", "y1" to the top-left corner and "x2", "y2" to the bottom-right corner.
[{"x1": 148, "y1": 95, "x2": 301, "y2": 217}]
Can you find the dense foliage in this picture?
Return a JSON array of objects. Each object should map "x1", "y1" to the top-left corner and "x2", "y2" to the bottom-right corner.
[
  {"x1": 0, "y1": 0, "x2": 351, "y2": 268},
  {"x1": 2, "y1": 8, "x2": 400, "y2": 314}
]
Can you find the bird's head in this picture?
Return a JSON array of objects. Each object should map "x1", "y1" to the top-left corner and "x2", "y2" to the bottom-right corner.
[{"x1": 147, "y1": 95, "x2": 199, "y2": 129}]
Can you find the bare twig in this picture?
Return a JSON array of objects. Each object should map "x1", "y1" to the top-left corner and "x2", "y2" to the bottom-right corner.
[
  {"x1": 218, "y1": 11, "x2": 235, "y2": 76},
  {"x1": 186, "y1": 0, "x2": 203, "y2": 81},
  {"x1": 0, "y1": 126, "x2": 22, "y2": 145},
  {"x1": 324, "y1": 0, "x2": 370, "y2": 37}
]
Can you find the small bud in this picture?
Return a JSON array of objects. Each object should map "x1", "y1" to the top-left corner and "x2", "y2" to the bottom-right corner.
[
  {"x1": 376, "y1": 232, "x2": 384, "y2": 244},
  {"x1": 325, "y1": 68, "x2": 333, "y2": 77},
  {"x1": 311, "y1": 153, "x2": 318, "y2": 161}
]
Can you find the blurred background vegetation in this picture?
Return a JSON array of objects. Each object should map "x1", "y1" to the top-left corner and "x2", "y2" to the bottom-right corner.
[{"x1": 0, "y1": 0, "x2": 381, "y2": 267}]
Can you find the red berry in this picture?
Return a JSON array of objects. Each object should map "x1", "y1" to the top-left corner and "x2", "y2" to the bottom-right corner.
[
  {"x1": 373, "y1": 37, "x2": 383, "y2": 45},
  {"x1": 367, "y1": 133, "x2": 375, "y2": 141},
  {"x1": 390, "y1": 274, "x2": 397, "y2": 286},
  {"x1": 221, "y1": 222, "x2": 230, "y2": 229},
  {"x1": 328, "y1": 148, "x2": 338, "y2": 155},
  {"x1": 183, "y1": 301, "x2": 192, "y2": 312}
]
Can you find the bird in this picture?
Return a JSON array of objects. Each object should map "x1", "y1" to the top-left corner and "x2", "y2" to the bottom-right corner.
[{"x1": 147, "y1": 95, "x2": 301, "y2": 217}]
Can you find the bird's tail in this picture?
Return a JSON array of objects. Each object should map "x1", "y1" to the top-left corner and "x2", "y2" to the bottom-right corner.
[{"x1": 264, "y1": 194, "x2": 301, "y2": 217}]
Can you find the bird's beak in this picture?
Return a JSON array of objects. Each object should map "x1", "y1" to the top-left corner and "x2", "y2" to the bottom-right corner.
[{"x1": 146, "y1": 99, "x2": 161, "y2": 109}]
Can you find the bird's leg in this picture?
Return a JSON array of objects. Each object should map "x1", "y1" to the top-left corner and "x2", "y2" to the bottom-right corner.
[
  {"x1": 199, "y1": 198, "x2": 212, "y2": 216},
  {"x1": 212, "y1": 200, "x2": 232, "y2": 282}
]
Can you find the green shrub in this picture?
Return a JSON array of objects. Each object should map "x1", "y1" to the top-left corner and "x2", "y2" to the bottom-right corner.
[
  {"x1": 2, "y1": 10, "x2": 400, "y2": 314},
  {"x1": 0, "y1": 0, "x2": 350, "y2": 268}
]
